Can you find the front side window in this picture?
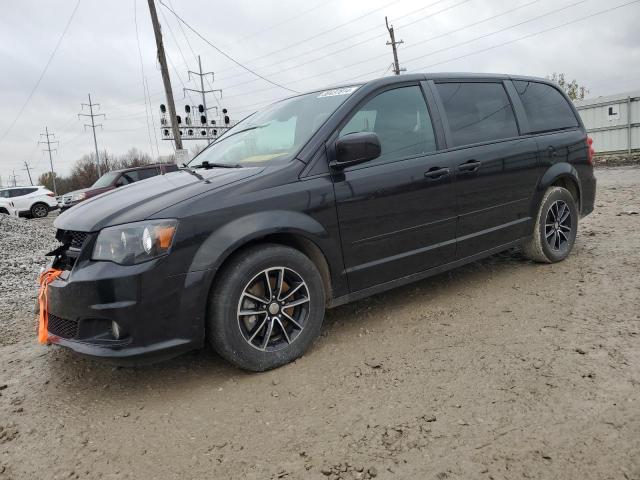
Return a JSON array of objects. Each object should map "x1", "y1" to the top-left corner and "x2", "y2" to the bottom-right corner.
[
  {"x1": 513, "y1": 81, "x2": 579, "y2": 133},
  {"x1": 339, "y1": 86, "x2": 436, "y2": 164},
  {"x1": 436, "y1": 82, "x2": 519, "y2": 147},
  {"x1": 192, "y1": 86, "x2": 360, "y2": 167}
]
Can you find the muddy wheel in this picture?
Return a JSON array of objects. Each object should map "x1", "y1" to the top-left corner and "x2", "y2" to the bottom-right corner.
[
  {"x1": 30, "y1": 203, "x2": 49, "y2": 218},
  {"x1": 207, "y1": 244, "x2": 326, "y2": 371},
  {"x1": 522, "y1": 186, "x2": 578, "y2": 263}
]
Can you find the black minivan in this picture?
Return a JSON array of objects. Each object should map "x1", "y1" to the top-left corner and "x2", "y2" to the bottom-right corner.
[{"x1": 46, "y1": 73, "x2": 596, "y2": 371}]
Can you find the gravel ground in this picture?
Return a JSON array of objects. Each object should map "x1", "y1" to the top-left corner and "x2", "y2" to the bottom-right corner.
[
  {"x1": 0, "y1": 213, "x2": 57, "y2": 346},
  {"x1": 0, "y1": 168, "x2": 639, "y2": 480}
]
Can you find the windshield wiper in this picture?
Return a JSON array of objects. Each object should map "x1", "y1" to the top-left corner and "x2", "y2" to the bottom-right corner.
[{"x1": 191, "y1": 161, "x2": 242, "y2": 169}]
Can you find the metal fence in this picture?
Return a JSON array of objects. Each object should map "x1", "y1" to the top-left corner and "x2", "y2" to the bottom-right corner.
[{"x1": 575, "y1": 91, "x2": 639, "y2": 154}]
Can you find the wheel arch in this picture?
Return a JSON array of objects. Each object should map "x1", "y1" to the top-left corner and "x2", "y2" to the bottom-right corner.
[
  {"x1": 533, "y1": 163, "x2": 582, "y2": 215},
  {"x1": 190, "y1": 211, "x2": 340, "y2": 304}
]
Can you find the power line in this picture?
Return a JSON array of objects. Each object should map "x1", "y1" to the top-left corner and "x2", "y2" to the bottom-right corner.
[
  {"x1": 306, "y1": 0, "x2": 597, "y2": 86},
  {"x1": 158, "y1": 0, "x2": 300, "y2": 94},
  {"x1": 0, "y1": 0, "x2": 81, "y2": 145},
  {"x1": 211, "y1": 0, "x2": 407, "y2": 77},
  {"x1": 216, "y1": 0, "x2": 469, "y2": 90},
  {"x1": 410, "y1": 0, "x2": 640, "y2": 71}
]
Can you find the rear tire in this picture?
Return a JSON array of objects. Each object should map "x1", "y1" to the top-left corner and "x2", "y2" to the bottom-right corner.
[
  {"x1": 207, "y1": 244, "x2": 326, "y2": 371},
  {"x1": 522, "y1": 186, "x2": 578, "y2": 263},
  {"x1": 30, "y1": 203, "x2": 49, "y2": 218}
]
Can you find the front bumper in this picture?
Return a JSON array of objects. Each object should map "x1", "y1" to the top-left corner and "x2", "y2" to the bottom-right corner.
[{"x1": 46, "y1": 254, "x2": 210, "y2": 362}]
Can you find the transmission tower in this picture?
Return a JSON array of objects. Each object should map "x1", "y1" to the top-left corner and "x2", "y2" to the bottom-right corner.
[
  {"x1": 160, "y1": 55, "x2": 234, "y2": 145},
  {"x1": 385, "y1": 16, "x2": 405, "y2": 76},
  {"x1": 38, "y1": 126, "x2": 59, "y2": 195},
  {"x1": 78, "y1": 93, "x2": 105, "y2": 176}
]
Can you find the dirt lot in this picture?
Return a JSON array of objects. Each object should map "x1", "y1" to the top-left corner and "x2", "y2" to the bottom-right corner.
[{"x1": 1, "y1": 167, "x2": 639, "y2": 480}]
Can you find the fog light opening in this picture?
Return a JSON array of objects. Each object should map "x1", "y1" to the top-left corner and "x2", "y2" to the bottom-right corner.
[{"x1": 111, "y1": 321, "x2": 122, "y2": 340}]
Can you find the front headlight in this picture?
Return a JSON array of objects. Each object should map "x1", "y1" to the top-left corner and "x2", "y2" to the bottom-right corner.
[
  {"x1": 92, "y1": 219, "x2": 177, "y2": 265},
  {"x1": 71, "y1": 192, "x2": 86, "y2": 202}
]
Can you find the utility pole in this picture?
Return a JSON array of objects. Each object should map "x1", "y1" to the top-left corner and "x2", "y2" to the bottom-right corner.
[
  {"x1": 385, "y1": 16, "x2": 405, "y2": 76},
  {"x1": 78, "y1": 93, "x2": 105, "y2": 176},
  {"x1": 10, "y1": 170, "x2": 18, "y2": 187},
  {"x1": 38, "y1": 126, "x2": 59, "y2": 195},
  {"x1": 185, "y1": 55, "x2": 220, "y2": 145},
  {"x1": 23, "y1": 161, "x2": 34, "y2": 186},
  {"x1": 147, "y1": 0, "x2": 183, "y2": 151}
]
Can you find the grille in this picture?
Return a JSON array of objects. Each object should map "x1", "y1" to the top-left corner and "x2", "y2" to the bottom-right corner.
[
  {"x1": 48, "y1": 314, "x2": 79, "y2": 339},
  {"x1": 69, "y1": 231, "x2": 88, "y2": 249}
]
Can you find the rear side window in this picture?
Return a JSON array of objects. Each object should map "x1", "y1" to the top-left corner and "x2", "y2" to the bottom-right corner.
[
  {"x1": 24, "y1": 188, "x2": 38, "y2": 195},
  {"x1": 436, "y1": 82, "x2": 519, "y2": 147},
  {"x1": 137, "y1": 167, "x2": 159, "y2": 180},
  {"x1": 513, "y1": 81, "x2": 579, "y2": 133}
]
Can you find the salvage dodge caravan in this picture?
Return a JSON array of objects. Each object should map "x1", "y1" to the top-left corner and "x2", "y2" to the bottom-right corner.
[{"x1": 45, "y1": 74, "x2": 596, "y2": 371}]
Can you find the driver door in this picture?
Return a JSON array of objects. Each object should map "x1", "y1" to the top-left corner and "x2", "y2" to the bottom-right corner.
[{"x1": 330, "y1": 84, "x2": 457, "y2": 292}]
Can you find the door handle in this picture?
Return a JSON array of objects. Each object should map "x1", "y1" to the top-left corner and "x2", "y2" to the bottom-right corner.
[
  {"x1": 547, "y1": 146, "x2": 557, "y2": 157},
  {"x1": 424, "y1": 167, "x2": 451, "y2": 180},
  {"x1": 458, "y1": 160, "x2": 482, "y2": 173}
]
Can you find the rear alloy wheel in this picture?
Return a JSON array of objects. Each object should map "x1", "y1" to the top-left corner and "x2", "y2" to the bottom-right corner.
[
  {"x1": 522, "y1": 186, "x2": 578, "y2": 263},
  {"x1": 208, "y1": 244, "x2": 325, "y2": 371},
  {"x1": 30, "y1": 203, "x2": 49, "y2": 218}
]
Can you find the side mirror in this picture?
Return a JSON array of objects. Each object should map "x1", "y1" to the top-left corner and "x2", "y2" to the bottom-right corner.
[{"x1": 333, "y1": 132, "x2": 381, "y2": 168}]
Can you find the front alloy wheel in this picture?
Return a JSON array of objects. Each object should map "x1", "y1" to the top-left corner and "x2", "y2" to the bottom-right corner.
[
  {"x1": 238, "y1": 267, "x2": 310, "y2": 352},
  {"x1": 208, "y1": 244, "x2": 326, "y2": 371}
]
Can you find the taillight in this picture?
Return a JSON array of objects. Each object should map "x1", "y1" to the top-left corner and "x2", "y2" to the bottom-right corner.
[
  {"x1": 586, "y1": 136, "x2": 595, "y2": 165},
  {"x1": 47, "y1": 192, "x2": 55, "y2": 197}
]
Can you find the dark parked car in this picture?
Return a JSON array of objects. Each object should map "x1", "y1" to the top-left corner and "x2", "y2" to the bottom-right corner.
[
  {"x1": 45, "y1": 73, "x2": 596, "y2": 371},
  {"x1": 59, "y1": 163, "x2": 178, "y2": 211}
]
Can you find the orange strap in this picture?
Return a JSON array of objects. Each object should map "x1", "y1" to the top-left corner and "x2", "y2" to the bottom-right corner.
[{"x1": 37, "y1": 268, "x2": 64, "y2": 344}]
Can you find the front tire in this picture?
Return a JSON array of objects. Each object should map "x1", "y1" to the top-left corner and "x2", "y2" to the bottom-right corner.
[
  {"x1": 207, "y1": 244, "x2": 326, "y2": 371},
  {"x1": 522, "y1": 186, "x2": 578, "y2": 263},
  {"x1": 30, "y1": 203, "x2": 49, "y2": 218}
]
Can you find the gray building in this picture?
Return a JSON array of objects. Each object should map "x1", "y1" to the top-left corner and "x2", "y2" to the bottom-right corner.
[{"x1": 574, "y1": 91, "x2": 639, "y2": 154}]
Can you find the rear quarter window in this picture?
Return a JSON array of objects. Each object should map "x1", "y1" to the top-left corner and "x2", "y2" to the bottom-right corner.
[{"x1": 513, "y1": 81, "x2": 579, "y2": 133}]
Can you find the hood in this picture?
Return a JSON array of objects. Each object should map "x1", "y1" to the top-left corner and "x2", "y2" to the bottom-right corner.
[{"x1": 54, "y1": 167, "x2": 263, "y2": 232}]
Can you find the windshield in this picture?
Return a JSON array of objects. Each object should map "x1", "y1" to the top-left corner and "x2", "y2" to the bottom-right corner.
[
  {"x1": 91, "y1": 171, "x2": 119, "y2": 188},
  {"x1": 190, "y1": 86, "x2": 360, "y2": 167}
]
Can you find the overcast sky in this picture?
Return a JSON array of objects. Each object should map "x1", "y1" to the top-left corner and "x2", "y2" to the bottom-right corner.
[{"x1": 0, "y1": 0, "x2": 638, "y2": 184}]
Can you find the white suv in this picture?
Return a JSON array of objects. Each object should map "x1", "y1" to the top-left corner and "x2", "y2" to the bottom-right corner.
[
  {"x1": 0, "y1": 186, "x2": 58, "y2": 218},
  {"x1": 0, "y1": 198, "x2": 17, "y2": 216}
]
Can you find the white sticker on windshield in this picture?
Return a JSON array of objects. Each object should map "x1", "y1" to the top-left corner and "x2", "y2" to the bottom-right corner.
[{"x1": 317, "y1": 86, "x2": 359, "y2": 98}]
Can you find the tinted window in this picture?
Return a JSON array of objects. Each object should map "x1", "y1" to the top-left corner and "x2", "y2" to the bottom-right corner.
[
  {"x1": 137, "y1": 167, "x2": 159, "y2": 180},
  {"x1": 0, "y1": 190, "x2": 9, "y2": 198},
  {"x1": 436, "y1": 82, "x2": 519, "y2": 147},
  {"x1": 513, "y1": 81, "x2": 579, "y2": 133},
  {"x1": 119, "y1": 170, "x2": 140, "y2": 184},
  {"x1": 23, "y1": 188, "x2": 38, "y2": 195},
  {"x1": 339, "y1": 86, "x2": 436, "y2": 164}
]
